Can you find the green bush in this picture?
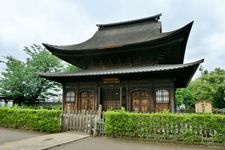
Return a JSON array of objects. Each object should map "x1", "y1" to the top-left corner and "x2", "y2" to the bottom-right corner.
[
  {"x1": 105, "y1": 110, "x2": 225, "y2": 144},
  {"x1": 19, "y1": 104, "x2": 62, "y2": 110},
  {"x1": 0, "y1": 107, "x2": 61, "y2": 133}
]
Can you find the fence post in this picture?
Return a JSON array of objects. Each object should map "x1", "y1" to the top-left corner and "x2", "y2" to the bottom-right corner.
[
  {"x1": 97, "y1": 105, "x2": 102, "y2": 120},
  {"x1": 93, "y1": 105, "x2": 102, "y2": 136},
  {"x1": 60, "y1": 113, "x2": 64, "y2": 132}
]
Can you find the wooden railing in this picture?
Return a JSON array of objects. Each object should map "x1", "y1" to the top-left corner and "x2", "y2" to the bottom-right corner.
[
  {"x1": 61, "y1": 105, "x2": 105, "y2": 135},
  {"x1": 61, "y1": 111, "x2": 96, "y2": 134}
]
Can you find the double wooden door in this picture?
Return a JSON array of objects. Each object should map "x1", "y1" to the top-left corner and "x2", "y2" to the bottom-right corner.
[
  {"x1": 100, "y1": 88, "x2": 121, "y2": 111},
  {"x1": 131, "y1": 90, "x2": 150, "y2": 112},
  {"x1": 80, "y1": 91, "x2": 95, "y2": 111}
]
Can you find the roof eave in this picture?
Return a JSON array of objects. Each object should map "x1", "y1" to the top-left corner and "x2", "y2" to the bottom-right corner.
[{"x1": 39, "y1": 59, "x2": 204, "y2": 85}]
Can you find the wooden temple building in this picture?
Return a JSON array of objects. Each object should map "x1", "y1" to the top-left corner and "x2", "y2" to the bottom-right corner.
[{"x1": 40, "y1": 14, "x2": 203, "y2": 113}]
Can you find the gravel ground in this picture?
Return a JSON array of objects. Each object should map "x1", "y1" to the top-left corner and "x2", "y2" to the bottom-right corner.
[
  {"x1": 50, "y1": 136, "x2": 224, "y2": 150},
  {"x1": 0, "y1": 127, "x2": 44, "y2": 144},
  {"x1": 0, "y1": 128, "x2": 223, "y2": 150}
]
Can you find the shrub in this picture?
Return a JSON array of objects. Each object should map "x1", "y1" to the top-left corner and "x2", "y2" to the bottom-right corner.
[
  {"x1": 20, "y1": 104, "x2": 62, "y2": 110},
  {"x1": 0, "y1": 107, "x2": 61, "y2": 133},
  {"x1": 105, "y1": 110, "x2": 225, "y2": 144}
]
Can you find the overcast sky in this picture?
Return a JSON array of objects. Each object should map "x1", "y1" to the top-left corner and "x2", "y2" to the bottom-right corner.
[{"x1": 0, "y1": 0, "x2": 225, "y2": 75}]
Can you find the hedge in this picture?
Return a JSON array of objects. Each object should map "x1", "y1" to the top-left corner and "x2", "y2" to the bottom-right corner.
[
  {"x1": 105, "y1": 110, "x2": 225, "y2": 144},
  {"x1": 0, "y1": 107, "x2": 61, "y2": 133}
]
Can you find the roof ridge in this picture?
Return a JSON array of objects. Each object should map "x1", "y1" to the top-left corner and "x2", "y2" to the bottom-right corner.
[{"x1": 96, "y1": 13, "x2": 162, "y2": 29}]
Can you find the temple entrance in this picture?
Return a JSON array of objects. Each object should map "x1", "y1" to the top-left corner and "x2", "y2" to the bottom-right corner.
[
  {"x1": 131, "y1": 90, "x2": 150, "y2": 112},
  {"x1": 80, "y1": 90, "x2": 95, "y2": 111},
  {"x1": 100, "y1": 88, "x2": 121, "y2": 111}
]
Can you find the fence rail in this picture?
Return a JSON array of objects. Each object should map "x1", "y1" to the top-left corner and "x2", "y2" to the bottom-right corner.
[
  {"x1": 61, "y1": 111, "x2": 97, "y2": 134},
  {"x1": 61, "y1": 105, "x2": 105, "y2": 135}
]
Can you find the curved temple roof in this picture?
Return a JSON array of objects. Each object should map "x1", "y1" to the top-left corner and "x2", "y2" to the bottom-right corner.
[
  {"x1": 43, "y1": 17, "x2": 192, "y2": 52},
  {"x1": 40, "y1": 14, "x2": 203, "y2": 88},
  {"x1": 43, "y1": 14, "x2": 193, "y2": 68}
]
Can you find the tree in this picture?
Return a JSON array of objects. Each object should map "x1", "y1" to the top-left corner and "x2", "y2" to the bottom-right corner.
[
  {"x1": 189, "y1": 68, "x2": 225, "y2": 108},
  {"x1": 0, "y1": 44, "x2": 63, "y2": 104},
  {"x1": 175, "y1": 88, "x2": 194, "y2": 108},
  {"x1": 175, "y1": 67, "x2": 225, "y2": 109},
  {"x1": 0, "y1": 56, "x2": 27, "y2": 104}
]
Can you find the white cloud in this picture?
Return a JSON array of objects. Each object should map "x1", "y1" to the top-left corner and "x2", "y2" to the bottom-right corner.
[
  {"x1": 202, "y1": 31, "x2": 225, "y2": 69},
  {"x1": 0, "y1": 0, "x2": 225, "y2": 73},
  {"x1": 0, "y1": 0, "x2": 97, "y2": 71},
  {"x1": 164, "y1": 0, "x2": 225, "y2": 72},
  {"x1": 0, "y1": 0, "x2": 97, "y2": 51}
]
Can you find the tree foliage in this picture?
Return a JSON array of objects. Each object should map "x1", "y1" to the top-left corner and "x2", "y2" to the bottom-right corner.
[
  {"x1": 175, "y1": 88, "x2": 194, "y2": 108},
  {"x1": 176, "y1": 67, "x2": 225, "y2": 109},
  {"x1": 0, "y1": 56, "x2": 27, "y2": 103},
  {"x1": 0, "y1": 44, "x2": 63, "y2": 104},
  {"x1": 190, "y1": 68, "x2": 225, "y2": 108}
]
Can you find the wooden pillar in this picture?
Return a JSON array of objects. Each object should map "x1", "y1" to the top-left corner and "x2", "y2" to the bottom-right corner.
[
  {"x1": 170, "y1": 85, "x2": 175, "y2": 113},
  {"x1": 125, "y1": 81, "x2": 129, "y2": 111},
  {"x1": 94, "y1": 88, "x2": 97, "y2": 111},
  {"x1": 120, "y1": 87, "x2": 122, "y2": 108},
  {"x1": 150, "y1": 80, "x2": 154, "y2": 113},
  {"x1": 97, "y1": 87, "x2": 101, "y2": 107},
  {"x1": 76, "y1": 83, "x2": 79, "y2": 111},
  {"x1": 62, "y1": 83, "x2": 65, "y2": 113}
]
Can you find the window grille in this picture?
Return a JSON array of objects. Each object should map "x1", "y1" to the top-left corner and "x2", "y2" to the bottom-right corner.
[
  {"x1": 101, "y1": 88, "x2": 120, "y2": 101},
  {"x1": 156, "y1": 89, "x2": 169, "y2": 103},
  {"x1": 66, "y1": 91, "x2": 75, "y2": 103}
]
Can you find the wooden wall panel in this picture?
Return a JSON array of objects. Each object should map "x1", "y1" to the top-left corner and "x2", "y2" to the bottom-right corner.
[
  {"x1": 155, "y1": 103, "x2": 170, "y2": 112},
  {"x1": 62, "y1": 79, "x2": 175, "y2": 113}
]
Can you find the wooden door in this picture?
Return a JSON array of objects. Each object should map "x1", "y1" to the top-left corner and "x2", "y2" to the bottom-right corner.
[
  {"x1": 131, "y1": 90, "x2": 150, "y2": 112},
  {"x1": 80, "y1": 91, "x2": 95, "y2": 111},
  {"x1": 100, "y1": 88, "x2": 121, "y2": 111}
]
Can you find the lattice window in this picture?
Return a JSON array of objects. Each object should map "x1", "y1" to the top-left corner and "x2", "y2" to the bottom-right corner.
[
  {"x1": 66, "y1": 91, "x2": 75, "y2": 103},
  {"x1": 101, "y1": 88, "x2": 120, "y2": 101},
  {"x1": 156, "y1": 89, "x2": 169, "y2": 103}
]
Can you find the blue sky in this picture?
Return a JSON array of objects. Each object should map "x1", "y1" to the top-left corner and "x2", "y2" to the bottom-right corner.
[{"x1": 0, "y1": 0, "x2": 225, "y2": 76}]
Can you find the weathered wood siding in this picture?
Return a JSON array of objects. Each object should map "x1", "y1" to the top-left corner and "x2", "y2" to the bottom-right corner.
[{"x1": 62, "y1": 79, "x2": 175, "y2": 113}]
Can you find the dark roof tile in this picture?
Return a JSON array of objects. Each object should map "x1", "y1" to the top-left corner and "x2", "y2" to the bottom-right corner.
[{"x1": 39, "y1": 59, "x2": 203, "y2": 78}]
